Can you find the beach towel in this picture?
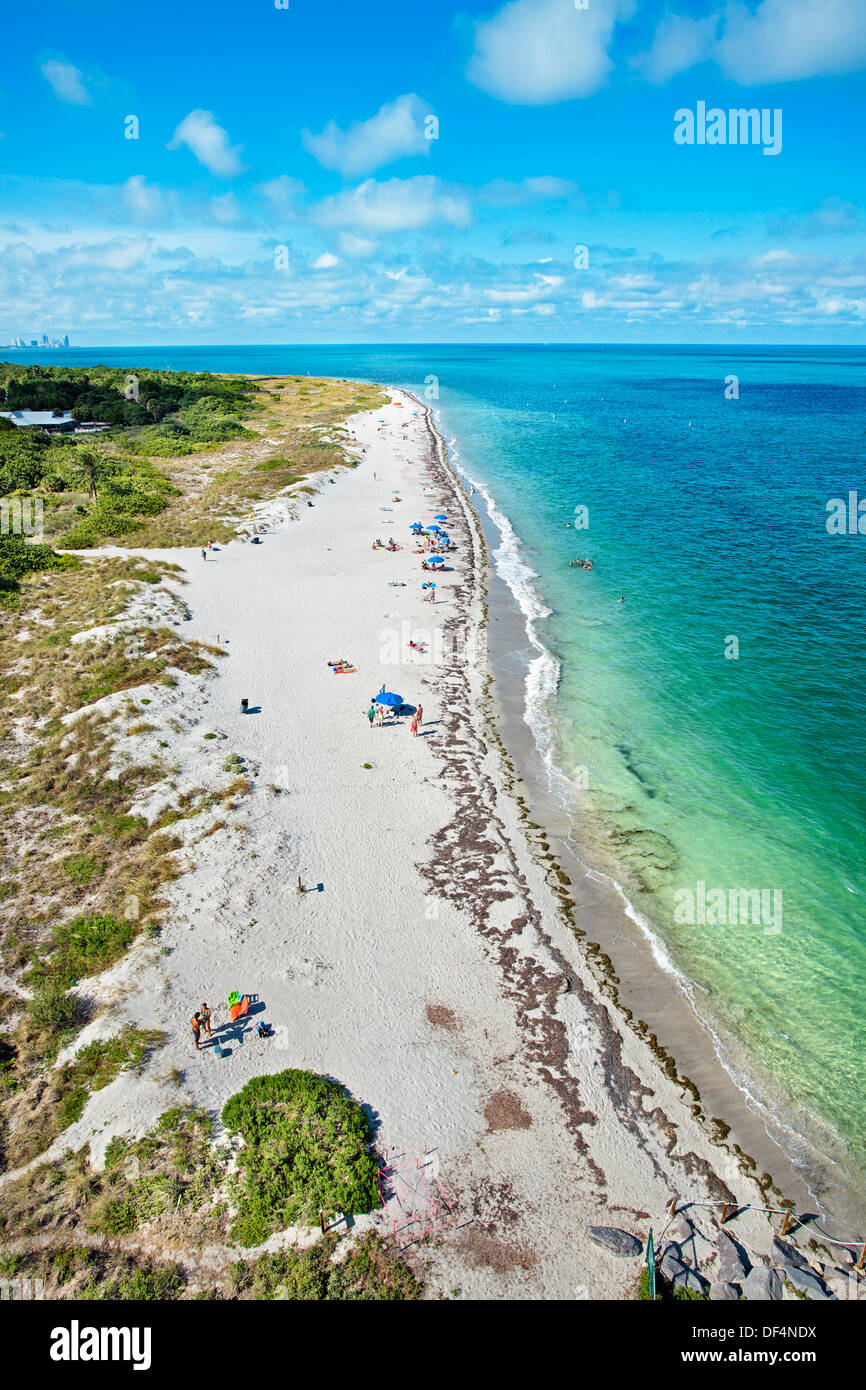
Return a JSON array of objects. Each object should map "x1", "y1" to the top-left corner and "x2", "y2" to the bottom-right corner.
[{"x1": 230, "y1": 994, "x2": 249, "y2": 1023}]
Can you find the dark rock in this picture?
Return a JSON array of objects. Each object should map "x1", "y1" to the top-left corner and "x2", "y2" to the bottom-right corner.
[
  {"x1": 717, "y1": 1229, "x2": 752, "y2": 1283},
  {"x1": 710, "y1": 1282, "x2": 740, "y2": 1301},
  {"x1": 585, "y1": 1226, "x2": 643, "y2": 1258},
  {"x1": 742, "y1": 1267, "x2": 782, "y2": 1301},
  {"x1": 771, "y1": 1236, "x2": 809, "y2": 1270},
  {"x1": 672, "y1": 1265, "x2": 710, "y2": 1296},
  {"x1": 784, "y1": 1266, "x2": 836, "y2": 1301},
  {"x1": 661, "y1": 1249, "x2": 686, "y2": 1283}
]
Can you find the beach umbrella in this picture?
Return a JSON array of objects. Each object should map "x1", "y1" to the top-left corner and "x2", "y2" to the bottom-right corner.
[
  {"x1": 374, "y1": 691, "x2": 403, "y2": 706},
  {"x1": 427, "y1": 556, "x2": 444, "y2": 566},
  {"x1": 434, "y1": 514, "x2": 448, "y2": 521},
  {"x1": 410, "y1": 522, "x2": 423, "y2": 530}
]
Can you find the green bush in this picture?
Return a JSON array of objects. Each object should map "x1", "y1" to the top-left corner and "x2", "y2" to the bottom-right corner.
[
  {"x1": 221, "y1": 1070, "x2": 380, "y2": 1246},
  {"x1": 29, "y1": 914, "x2": 136, "y2": 988},
  {"x1": 27, "y1": 977, "x2": 86, "y2": 1038}
]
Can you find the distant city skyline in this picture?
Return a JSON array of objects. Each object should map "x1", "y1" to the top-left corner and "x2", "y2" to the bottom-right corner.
[{"x1": 2, "y1": 333, "x2": 70, "y2": 349}]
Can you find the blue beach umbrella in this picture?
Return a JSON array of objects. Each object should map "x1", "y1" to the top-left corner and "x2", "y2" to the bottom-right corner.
[
  {"x1": 434, "y1": 514, "x2": 448, "y2": 521},
  {"x1": 374, "y1": 691, "x2": 403, "y2": 706},
  {"x1": 427, "y1": 555, "x2": 445, "y2": 566}
]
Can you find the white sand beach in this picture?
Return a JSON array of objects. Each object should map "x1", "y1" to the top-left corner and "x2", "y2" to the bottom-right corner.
[{"x1": 18, "y1": 389, "x2": 792, "y2": 1298}]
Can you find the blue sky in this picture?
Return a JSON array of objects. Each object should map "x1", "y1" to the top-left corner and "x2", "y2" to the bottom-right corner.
[{"x1": 1, "y1": 0, "x2": 864, "y2": 343}]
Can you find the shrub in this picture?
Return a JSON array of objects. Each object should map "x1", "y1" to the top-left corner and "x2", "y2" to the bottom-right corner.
[
  {"x1": 221, "y1": 1070, "x2": 379, "y2": 1246},
  {"x1": 29, "y1": 914, "x2": 136, "y2": 988},
  {"x1": 27, "y1": 977, "x2": 86, "y2": 1037}
]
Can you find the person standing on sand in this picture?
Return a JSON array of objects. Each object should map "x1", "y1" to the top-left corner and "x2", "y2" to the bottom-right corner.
[
  {"x1": 199, "y1": 1003, "x2": 212, "y2": 1039},
  {"x1": 367, "y1": 705, "x2": 376, "y2": 727},
  {"x1": 410, "y1": 715, "x2": 419, "y2": 737},
  {"x1": 416, "y1": 705, "x2": 423, "y2": 727},
  {"x1": 201, "y1": 549, "x2": 206, "y2": 561},
  {"x1": 190, "y1": 1011, "x2": 202, "y2": 1051}
]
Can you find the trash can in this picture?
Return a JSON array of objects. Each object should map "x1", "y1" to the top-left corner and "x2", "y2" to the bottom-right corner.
[{"x1": 240, "y1": 699, "x2": 248, "y2": 713}]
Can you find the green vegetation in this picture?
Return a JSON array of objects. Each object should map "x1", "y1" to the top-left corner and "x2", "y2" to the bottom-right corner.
[
  {"x1": 226, "y1": 1233, "x2": 422, "y2": 1300},
  {"x1": 0, "y1": 1232, "x2": 419, "y2": 1301},
  {"x1": 0, "y1": 362, "x2": 253, "y2": 431},
  {"x1": 28, "y1": 914, "x2": 137, "y2": 988},
  {"x1": 4, "y1": 1026, "x2": 163, "y2": 1165},
  {"x1": 636, "y1": 1265, "x2": 710, "y2": 1301},
  {"x1": 0, "y1": 1085, "x2": 418, "y2": 1299},
  {"x1": 0, "y1": 366, "x2": 386, "y2": 552},
  {"x1": 221, "y1": 1071, "x2": 380, "y2": 1246},
  {"x1": 0, "y1": 533, "x2": 78, "y2": 604}
]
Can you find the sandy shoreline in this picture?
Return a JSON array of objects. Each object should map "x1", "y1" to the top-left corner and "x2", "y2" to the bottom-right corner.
[
  {"x1": 9, "y1": 384, "x2": 835, "y2": 1297},
  {"x1": 451, "y1": 442, "x2": 866, "y2": 1244}
]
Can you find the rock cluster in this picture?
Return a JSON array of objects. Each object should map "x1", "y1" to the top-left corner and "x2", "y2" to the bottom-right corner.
[
  {"x1": 654, "y1": 1216, "x2": 862, "y2": 1301},
  {"x1": 584, "y1": 1217, "x2": 863, "y2": 1303}
]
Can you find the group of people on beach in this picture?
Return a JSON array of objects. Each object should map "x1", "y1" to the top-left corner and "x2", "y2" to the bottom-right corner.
[
  {"x1": 372, "y1": 537, "x2": 401, "y2": 551},
  {"x1": 365, "y1": 699, "x2": 423, "y2": 734},
  {"x1": 191, "y1": 1000, "x2": 272, "y2": 1051},
  {"x1": 190, "y1": 1004, "x2": 212, "y2": 1050}
]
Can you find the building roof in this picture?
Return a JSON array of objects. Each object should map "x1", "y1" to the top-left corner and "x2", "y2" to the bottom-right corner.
[{"x1": 0, "y1": 410, "x2": 76, "y2": 427}]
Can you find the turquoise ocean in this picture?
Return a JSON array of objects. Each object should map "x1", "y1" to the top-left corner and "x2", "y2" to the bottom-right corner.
[{"x1": 15, "y1": 343, "x2": 866, "y2": 1214}]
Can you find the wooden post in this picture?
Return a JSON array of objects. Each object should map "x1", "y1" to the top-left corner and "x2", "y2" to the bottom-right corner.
[
  {"x1": 668, "y1": 1196, "x2": 678, "y2": 1219},
  {"x1": 857, "y1": 1242, "x2": 866, "y2": 1273},
  {"x1": 720, "y1": 1202, "x2": 731, "y2": 1226},
  {"x1": 780, "y1": 1209, "x2": 792, "y2": 1237},
  {"x1": 297, "y1": 875, "x2": 303, "y2": 893}
]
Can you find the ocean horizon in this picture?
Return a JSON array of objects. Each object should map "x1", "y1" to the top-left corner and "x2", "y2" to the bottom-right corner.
[{"x1": 10, "y1": 340, "x2": 866, "y2": 1225}]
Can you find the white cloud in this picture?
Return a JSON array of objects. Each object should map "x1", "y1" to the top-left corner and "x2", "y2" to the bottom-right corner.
[
  {"x1": 41, "y1": 60, "x2": 92, "y2": 105},
  {"x1": 634, "y1": 13, "x2": 718, "y2": 83},
  {"x1": 480, "y1": 176, "x2": 582, "y2": 206},
  {"x1": 313, "y1": 252, "x2": 339, "y2": 269},
  {"x1": 313, "y1": 176, "x2": 472, "y2": 234},
  {"x1": 257, "y1": 176, "x2": 306, "y2": 217},
  {"x1": 122, "y1": 175, "x2": 166, "y2": 223},
  {"x1": 211, "y1": 192, "x2": 242, "y2": 224},
  {"x1": 639, "y1": 0, "x2": 866, "y2": 86},
  {"x1": 167, "y1": 110, "x2": 244, "y2": 177},
  {"x1": 302, "y1": 94, "x2": 434, "y2": 177},
  {"x1": 716, "y1": 0, "x2": 866, "y2": 83},
  {"x1": 338, "y1": 232, "x2": 377, "y2": 258},
  {"x1": 467, "y1": 0, "x2": 634, "y2": 104}
]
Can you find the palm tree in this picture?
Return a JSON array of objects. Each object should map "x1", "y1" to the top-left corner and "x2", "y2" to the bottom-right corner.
[{"x1": 71, "y1": 449, "x2": 108, "y2": 504}]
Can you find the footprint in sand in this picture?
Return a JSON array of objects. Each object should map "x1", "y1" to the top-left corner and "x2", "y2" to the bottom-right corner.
[{"x1": 285, "y1": 958, "x2": 332, "y2": 986}]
